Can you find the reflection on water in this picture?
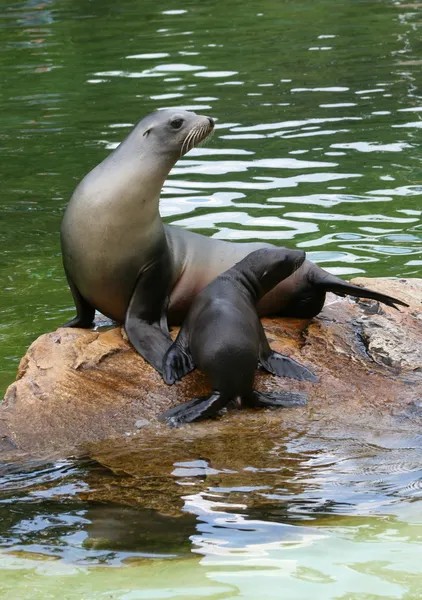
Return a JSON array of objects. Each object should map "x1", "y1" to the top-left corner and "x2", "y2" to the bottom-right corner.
[
  {"x1": 1, "y1": 0, "x2": 422, "y2": 597},
  {"x1": 1, "y1": 426, "x2": 422, "y2": 598}
]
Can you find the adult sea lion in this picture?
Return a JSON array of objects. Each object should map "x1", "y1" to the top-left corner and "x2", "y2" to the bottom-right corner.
[
  {"x1": 160, "y1": 248, "x2": 315, "y2": 426},
  {"x1": 61, "y1": 109, "x2": 408, "y2": 373}
]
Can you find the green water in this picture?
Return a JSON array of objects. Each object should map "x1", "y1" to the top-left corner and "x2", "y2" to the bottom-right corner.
[{"x1": 1, "y1": 0, "x2": 422, "y2": 597}]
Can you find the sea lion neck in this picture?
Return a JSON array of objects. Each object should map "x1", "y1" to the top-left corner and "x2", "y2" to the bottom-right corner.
[
  {"x1": 223, "y1": 267, "x2": 262, "y2": 303},
  {"x1": 78, "y1": 132, "x2": 178, "y2": 227}
]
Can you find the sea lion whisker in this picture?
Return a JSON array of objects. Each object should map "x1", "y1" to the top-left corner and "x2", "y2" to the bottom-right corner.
[
  {"x1": 191, "y1": 129, "x2": 202, "y2": 151},
  {"x1": 181, "y1": 129, "x2": 195, "y2": 157},
  {"x1": 186, "y1": 131, "x2": 195, "y2": 154},
  {"x1": 184, "y1": 129, "x2": 196, "y2": 154},
  {"x1": 183, "y1": 126, "x2": 201, "y2": 156},
  {"x1": 181, "y1": 131, "x2": 190, "y2": 156},
  {"x1": 199, "y1": 124, "x2": 209, "y2": 142},
  {"x1": 183, "y1": 123, "x2": 213, "y2": 155},
  {"x1": 193, "y1": 125, "x2": 208, "y2": 148},
  {"x1": 197, "y1": 127, "x2": 213, "y2": 148},
  {"x1": 189, "y1": 128, "x2": 200, "y2": 153}
]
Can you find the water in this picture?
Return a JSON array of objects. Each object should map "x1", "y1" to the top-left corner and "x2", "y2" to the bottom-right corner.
[
  {"x1": 0, "y1": 0, "x2": 421, "y2": 597},
  {"x1": 1, "y1": 428, "x2": 422, "y2": 598}
]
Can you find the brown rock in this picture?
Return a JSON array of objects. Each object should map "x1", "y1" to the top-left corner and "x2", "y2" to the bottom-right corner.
[{"x1": 1, "y1": 278, "x2": 421, "y2": 457}]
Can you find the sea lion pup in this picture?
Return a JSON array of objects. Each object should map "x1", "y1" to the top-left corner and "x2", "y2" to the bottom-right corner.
[
  {"x1": 61, "y1": 109, "x2": 408, "y2": 375},
  {"x1": 159, "y1": 248, "x2": 317, "y2": 426}
]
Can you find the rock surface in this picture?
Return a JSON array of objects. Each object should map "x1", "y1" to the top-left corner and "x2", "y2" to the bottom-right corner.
[{"x1": 1, "y1": 278, "x2": 421, "y2": 457}]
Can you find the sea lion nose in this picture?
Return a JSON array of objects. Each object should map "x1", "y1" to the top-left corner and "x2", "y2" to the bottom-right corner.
[{"x1": 208, "y1": 117, "x2": 214, "y2": 127}]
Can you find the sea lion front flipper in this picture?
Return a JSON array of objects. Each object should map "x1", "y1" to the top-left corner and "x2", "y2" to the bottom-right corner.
[
  {"x1": 125, "y1": 256, "x2": 173, "y2": 374},
  {"x1": 258, "y1": 326, "x2": 318, "y2": 382},
  {"x1": 126, "y1": 317, "x2": 172, "y2": 375},
  {"x1": 159, "y1": 296, "x2": 171, "y2": 336},
  {"x1": 159, "y1": 393, "x2": 227, "y2": 427},
  {"x1": 162, "y1": 343, "x2": 195, "y2": 385},
  {"x1": 62, "y1": 269, "x2": 95, "y2": 328},
  {"x1": 249, "y1": 390, "x2": 307, "y2": 408}
]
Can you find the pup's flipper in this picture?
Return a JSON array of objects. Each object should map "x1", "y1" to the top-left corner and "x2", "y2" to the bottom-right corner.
[
  {"x1": 162, "y1": 344, "x2": 195, "y2": 385},
  {"x1": 260, "y1": 351, "x2": 318, "y2": 383},
  {"x1": 250, "y1": 390, "x2": 308, "y2": 408},
  {"x1": 159, "y1": 393, "x2": 227, "y2": 427}
]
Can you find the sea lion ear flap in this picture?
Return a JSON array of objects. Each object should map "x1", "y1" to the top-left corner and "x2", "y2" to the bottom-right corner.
[{"x1": 143, "y1": 127, "x2": 152, "y2": 137}]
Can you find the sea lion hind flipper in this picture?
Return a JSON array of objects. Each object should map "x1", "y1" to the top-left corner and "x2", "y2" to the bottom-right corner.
[
  {"x1": 162, "y1": 344, "x2": 195, "y2": 385},
  {"x1": 313, "y1": 271, "x2": 409, "y2": 309},
  {"x1": 250, "y1": 390, "x2": 307, "y2": 409},
  {"x1": 62, "y1": 270, "x2": 95, "y2": 328},
  {"x1": 159, "y1": 393, "x2": 227, "y2": 427},
  {"x1": 260, "y1": 351, "x2": 318, "y2": 383}
]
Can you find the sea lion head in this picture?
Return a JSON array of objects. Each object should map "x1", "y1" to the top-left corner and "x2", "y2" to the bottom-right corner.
[
  {"x1": 240, "y1": 248, "x2": 306, "y2": 297},
  {"x1": 137, "y1": 109, "x2": 214, "y2": 158}
]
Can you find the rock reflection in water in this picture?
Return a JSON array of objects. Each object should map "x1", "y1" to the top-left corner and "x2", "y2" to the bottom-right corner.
[{"x1": 1, "y1": 419, "x2": 422, "y2": 599}]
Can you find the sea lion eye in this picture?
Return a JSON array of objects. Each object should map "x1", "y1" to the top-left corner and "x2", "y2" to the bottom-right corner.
[{"x1": 170, "y1": 118, "x2": 184, "y2": 129}]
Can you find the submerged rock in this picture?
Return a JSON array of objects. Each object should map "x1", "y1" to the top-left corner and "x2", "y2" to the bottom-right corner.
[{"x1": 1, "y1": 278, "x2": 421, "y2": 456}]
